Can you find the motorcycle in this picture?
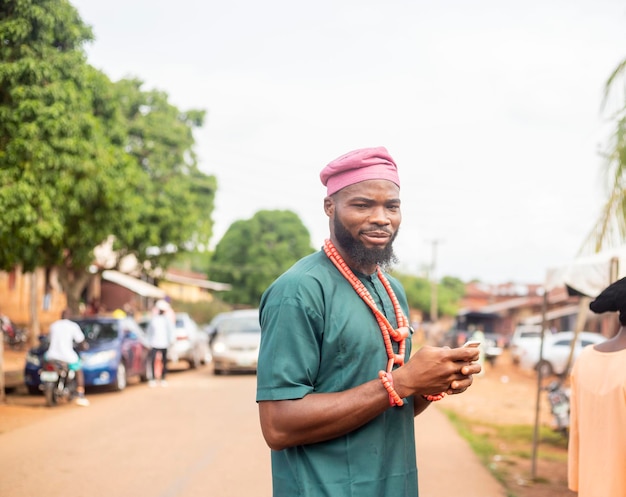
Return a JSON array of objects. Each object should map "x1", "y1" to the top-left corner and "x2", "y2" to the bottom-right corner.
[
  {"x1": 545, "y1": 379, "x2": 570, "y2": 435},
  {"x1": 39, "y1": 358, "x2": 78, "y2": 407},
  {"x1": 1, "y1": 315, "x2": 28, "y2": 350}
]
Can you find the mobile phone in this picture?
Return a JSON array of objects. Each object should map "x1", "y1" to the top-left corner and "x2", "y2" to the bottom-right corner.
[{"x1": 463, "y1": 340, "x2": 481, "y2": 348}]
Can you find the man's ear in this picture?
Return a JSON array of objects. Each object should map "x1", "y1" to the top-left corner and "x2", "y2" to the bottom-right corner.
[{"x1": 324, "y1": 196, "x2": 334, "y2": 217}]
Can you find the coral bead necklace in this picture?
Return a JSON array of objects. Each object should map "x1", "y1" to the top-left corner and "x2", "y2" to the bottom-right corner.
[
  {"x1": 323, "y1": 238, "x2": 409, "y2": 406},
  {"x1": 323, "y1": 239, "x2": 409, "y2": 370},
  {"x1": 323, "y1": 238, "x2": 445, "y2": 404}
]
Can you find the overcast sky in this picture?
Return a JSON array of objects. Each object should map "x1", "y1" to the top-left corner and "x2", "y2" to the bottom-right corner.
[{"x1": 72, "y1": 0, "x2": 626, "y2": 284}]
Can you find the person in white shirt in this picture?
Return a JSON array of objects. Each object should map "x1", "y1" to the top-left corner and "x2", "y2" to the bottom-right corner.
[
  {"x1": 45, "y1": 310, "x2": 90, "y2": 406},
  {"x1": 147, "y1": 301, "x2": 175, "y2": 387}
]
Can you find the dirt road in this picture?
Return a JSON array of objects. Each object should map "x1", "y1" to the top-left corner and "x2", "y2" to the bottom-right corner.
[
  {"x1": 0, "y1": 348, "x2": 569, "y2": 497},
  {"x1": 1, "y1": 357, "x2": 507, "y2": 497}
]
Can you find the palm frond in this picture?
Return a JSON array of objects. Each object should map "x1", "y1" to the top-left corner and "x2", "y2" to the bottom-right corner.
[
  {"x1": 580, "y1": 97, "x2": 626, "y2": 255},
  {"x1": 601, "y1": 57, "x2": 626, "y2": 120}
]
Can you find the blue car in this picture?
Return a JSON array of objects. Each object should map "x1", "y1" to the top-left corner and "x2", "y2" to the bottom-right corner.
[{"x1": 24, "y1": 316, "x2": 151, "y2": 394}]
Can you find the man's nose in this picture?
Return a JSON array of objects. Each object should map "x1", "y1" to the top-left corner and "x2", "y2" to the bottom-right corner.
[{"x1": 368, "y1": 206, "x2": 391, "y2": 225}]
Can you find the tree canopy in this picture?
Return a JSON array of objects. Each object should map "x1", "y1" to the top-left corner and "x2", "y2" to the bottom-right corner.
[
  {"x1": 210, "y1": 210, "x2": 315, "y2": 306},
  {"x1": 108, "y1": 78, "x2": 215, "y2": 271},
  {"x1": 0, "y1": 0, "x2": 216, "y2": 313},
  {"x1": 394, "y1": 273, "x2": 465, "y2": 318},
  {"x1": 0, "y1": 0, "x2": 102, "y2": 271}
]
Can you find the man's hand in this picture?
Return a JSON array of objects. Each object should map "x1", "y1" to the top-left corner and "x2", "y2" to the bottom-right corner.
[{"x1": 393, "y1": 345, "x2": 481, "y2": 399}]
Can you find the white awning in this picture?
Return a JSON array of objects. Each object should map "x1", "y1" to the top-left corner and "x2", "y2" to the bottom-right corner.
[
  {"x1": 520, "y1": 304, "x2": 581, "y2": 325},
  {"x1": 102, "y1": 270, "x2": 166, "y2": 299},
  {"x1": 545, "y1": 246, "x2": 626, "y2": 296},
  {"x1": 163, "y1": 272, "x2": 232, "y2": 291}
]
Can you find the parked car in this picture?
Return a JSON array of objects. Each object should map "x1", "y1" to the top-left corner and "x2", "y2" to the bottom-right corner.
[
  {"x1": 209, "y1": 309, "x2": 261, "y2": 375},
  {"x1": 171, "y1": 312, "x2": 211, "y2": 369},
  {"x1": 482, "y1": 332, "x2": 503, "y2": 365},
  {"x1": 24, "y1": 316, "x2": 151, "y2": 394},
  {"x1": 517, "y1": 331, "x2": 606, "y2": 376},
  {"x1": 202, "y1": 312, "x2": 230, "y2": 346},
  {"x1": 510, "y1": 324, "x2": 547, "y2": 365}
]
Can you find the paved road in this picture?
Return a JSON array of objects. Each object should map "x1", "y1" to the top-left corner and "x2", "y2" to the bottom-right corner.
[{"x1": 0, "y1": 365, "x2": 505, "y2": 497}]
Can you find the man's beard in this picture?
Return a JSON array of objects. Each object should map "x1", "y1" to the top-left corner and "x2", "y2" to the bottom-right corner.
[{"x1": 333, "y1": 216, "x2": 399, "y2": 272}]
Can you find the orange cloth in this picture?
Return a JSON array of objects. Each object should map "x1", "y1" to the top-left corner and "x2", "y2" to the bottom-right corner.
[{"x1": 568, "y1": 345, "x2": 626, "y2": 496}]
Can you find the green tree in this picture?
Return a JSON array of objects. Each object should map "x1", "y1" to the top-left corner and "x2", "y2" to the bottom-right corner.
[
  {"x1": 210, "y1": 210, "x2": 315, "y2": 306},
  {"x1": 0, "y1": 1, "x2": 216, "y2": 314},
  {"x1": 0, "y1": 0, "x2": 137, "y2": 312},
  {"x1": 394, "y1": 273, "x2": 465, "y2": 318},
  {"x1": 438, "y1": 276, "x2": 466, "y2": 316},
  {"x1": 170, "y1": 248, "x2": 214, "y2": 275},
  {"x1": 108, "y1": 78, "x2": 215, "y2": 274},
  {"x1": 0, "y1": 0, "x2": 93, "y2": 271}
]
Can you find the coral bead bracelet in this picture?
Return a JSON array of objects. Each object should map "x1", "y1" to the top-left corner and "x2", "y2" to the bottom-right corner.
[{"x1": 378, "y1": 370, "x2": 404, "y2": 406}]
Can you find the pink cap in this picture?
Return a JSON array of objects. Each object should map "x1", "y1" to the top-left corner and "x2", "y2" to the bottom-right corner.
[{"x1": 320, "y1": 146, "x2": 400, "y2": 196}]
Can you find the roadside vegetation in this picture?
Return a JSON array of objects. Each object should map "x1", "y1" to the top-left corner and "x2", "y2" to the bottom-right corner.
[{"x1": 442, "y1": 408, "x2": 571, "y2": 497}]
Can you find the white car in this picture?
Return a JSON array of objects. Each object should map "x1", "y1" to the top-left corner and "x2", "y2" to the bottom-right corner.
[
  {"x1": 517, "y1": 331, "x2": 606, "y2": 376},
  {"x1": 509, "y1": 324, "x2": 547, "y2": 365},
  {"x1": 170, "y1": 312, "x2": 211, "y2": 368},
  {"x1": 209, "y1": 309, "x2": 260, "y2": 375}
]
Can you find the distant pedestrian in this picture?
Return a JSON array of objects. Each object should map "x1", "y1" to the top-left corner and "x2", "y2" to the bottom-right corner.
[
  {"x1": 153, "y1": 297, "x2": 176, "y2": 324},
  {"x1": 568, "y1": 277, "x2": 626, "y2": 496},
  {"x1": 147, "y1": 300, "x2": 175, "y2": 387}
]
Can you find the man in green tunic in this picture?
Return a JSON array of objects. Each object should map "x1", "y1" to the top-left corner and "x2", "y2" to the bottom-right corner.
[{"x1": 256, "y1": 146, "x2": 481, "y2": 497}]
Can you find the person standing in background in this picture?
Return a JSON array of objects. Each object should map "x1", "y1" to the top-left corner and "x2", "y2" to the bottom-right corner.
[
  {"x1": 153, "y1": 298, "x2": 176, "y2": 323},
  {"x1": 568, "y1": 277, "x2": 626, "y2": 496},
  {"x1": 147, "y1": 300, "x2": 175, "y2": 387}
]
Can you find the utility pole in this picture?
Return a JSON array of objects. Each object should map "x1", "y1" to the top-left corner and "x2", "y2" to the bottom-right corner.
[{"x1": 427, "y1": 239, "x2": 443, "y2": 322}]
